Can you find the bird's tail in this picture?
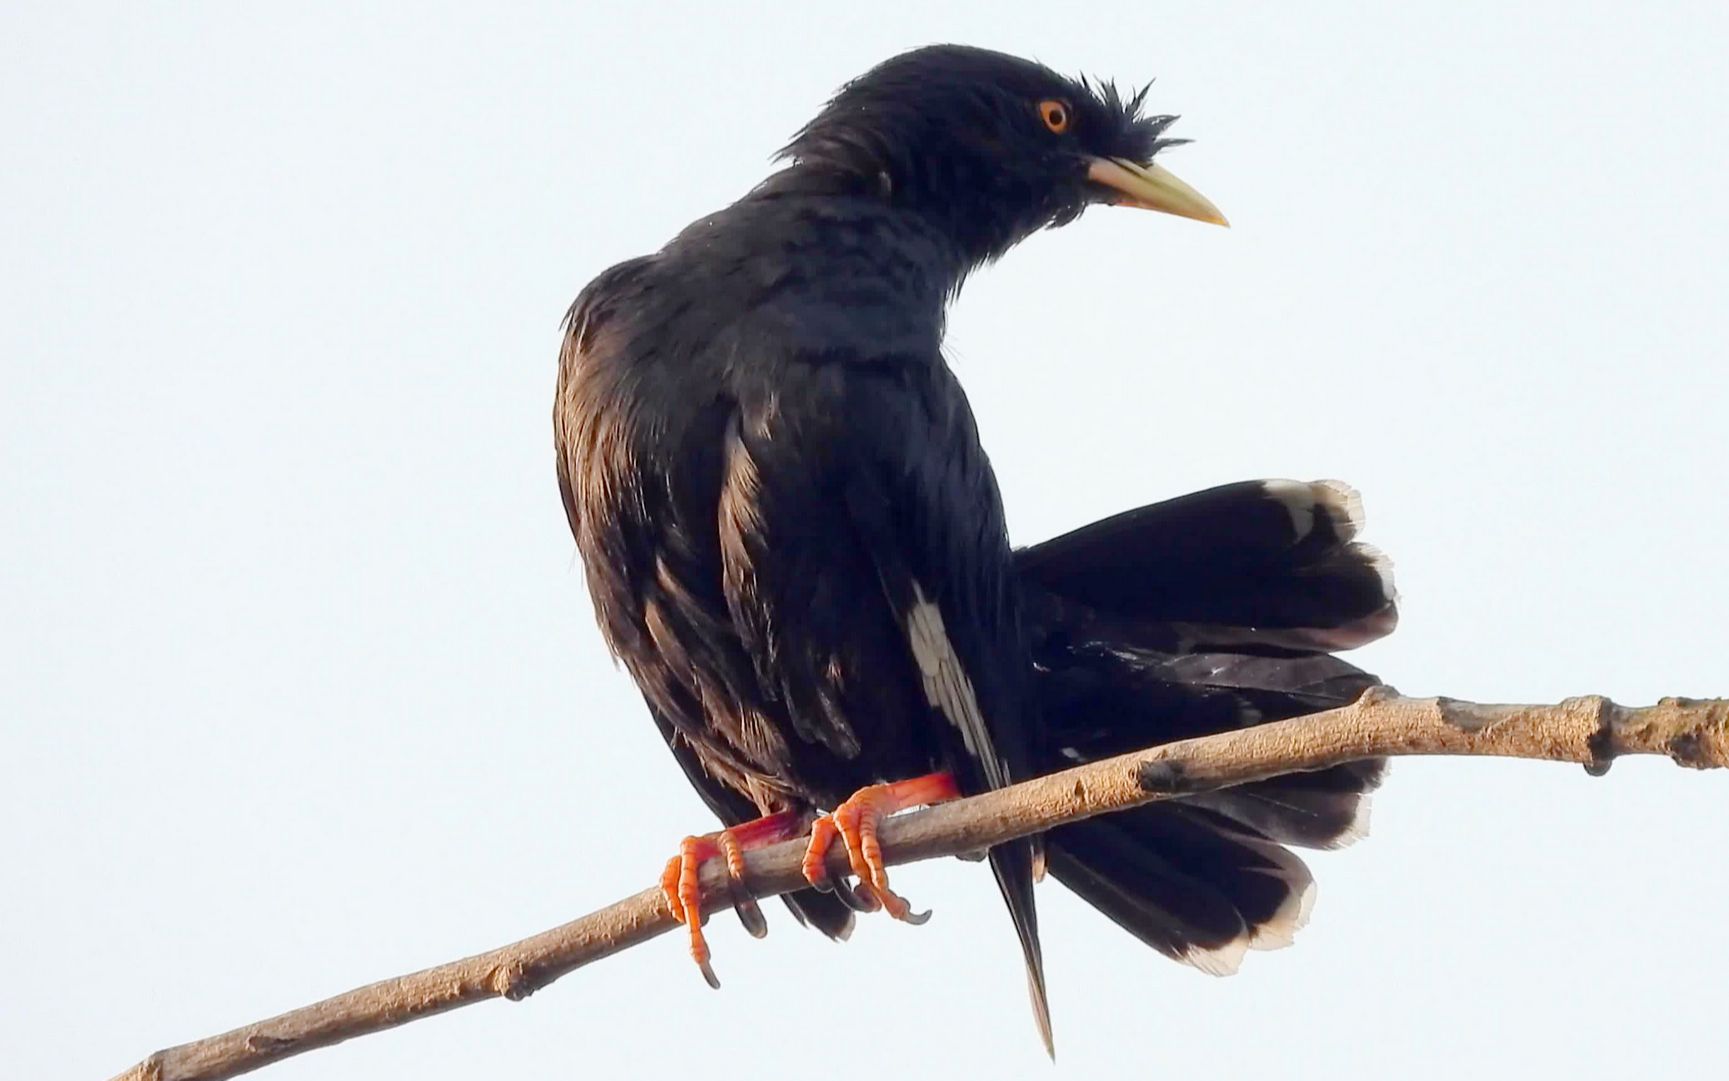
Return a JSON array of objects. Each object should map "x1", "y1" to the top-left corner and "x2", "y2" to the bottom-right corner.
[
  {"x1": 991, "y1": 839, "x2": 1052, "y2": 1056},
  {"x1": 1013, "y1": 479, "x2": 1394, "y2": 973}
]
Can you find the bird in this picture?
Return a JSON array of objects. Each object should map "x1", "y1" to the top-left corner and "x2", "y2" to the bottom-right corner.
[{"x1": 555, "y1": 44, "x2": 1230, "y2": 1053}]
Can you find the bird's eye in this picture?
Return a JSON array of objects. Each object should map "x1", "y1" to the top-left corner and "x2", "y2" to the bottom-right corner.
[{"x1": 1038, "y1": 99, "x2": 1071, "y2": 134}]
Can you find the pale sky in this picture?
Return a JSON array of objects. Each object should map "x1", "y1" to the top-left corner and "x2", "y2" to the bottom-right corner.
[{"x1": 6, "y1": 4, "x2": 1727, "y2": 1079}]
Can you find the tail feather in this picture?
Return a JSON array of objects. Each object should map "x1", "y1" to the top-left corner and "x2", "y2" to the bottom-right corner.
[
  {"x1": 1047, "y1": 805, "x2": 1319, "y2": 975},
  {"x1": 1189, "y1": 769, "x2": 1381, "y2": 851},
  {"x1": 1015, "y1": 478, "x2": 1392, "y2": 972},
  {"x1": 1018, "y1": 478, "x2": 1398, "y2": 654},
  {"x1": 780, "y1": 887, "x2": 857, "y2": 941},
  {"x1": 991, "y1": 841, "x2": 1053, "y2": 1057}
]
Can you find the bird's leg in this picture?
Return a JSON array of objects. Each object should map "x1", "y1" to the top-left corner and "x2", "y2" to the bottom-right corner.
[
  {"x1": 801, "y1": 771, "x2": 960, "y2": 924},
  {"x1": 659, "y1": 809, "x2": 802, "y2": 989}
]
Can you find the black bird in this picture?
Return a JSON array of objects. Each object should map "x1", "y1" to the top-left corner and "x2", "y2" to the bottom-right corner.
[{"x1": 555, "y1": 45, "x2": 1229, "y2": 1051}]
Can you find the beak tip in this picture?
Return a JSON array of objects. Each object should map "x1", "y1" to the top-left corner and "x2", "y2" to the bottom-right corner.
[{"x1": 1088, "y1": 156, "x2": 1230, "y2": 230}]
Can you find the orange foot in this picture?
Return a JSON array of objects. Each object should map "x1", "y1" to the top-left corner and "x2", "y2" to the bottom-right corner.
[
  {"x1": 660, "y1": 810, "x2": 801, "y2": 989},
  {"x1": 801, "y1": 771, "x2": 960, "y2": 924}
]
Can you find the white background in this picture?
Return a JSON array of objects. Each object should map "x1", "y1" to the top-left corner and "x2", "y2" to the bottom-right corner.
[{"x1": 5, "y1": 3, "x2": 1726, "y2": 1079}]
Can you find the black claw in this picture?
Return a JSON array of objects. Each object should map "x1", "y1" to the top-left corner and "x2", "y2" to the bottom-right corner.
[
  {"x1": 721, "y1": 858, "x2": 769, "y2": 938},
  {"x1": 698, "y1": 958, "x2": 721, "y2": 990},
  {"x1": 733, "y1": 895, "x2": 769, "y2": 939},
  {"x1": 901, "y1": 906, "x2": 933, "y2": 926},
  {"x1": 831, "y1": 875, "x2": 880, "y2": 913}
]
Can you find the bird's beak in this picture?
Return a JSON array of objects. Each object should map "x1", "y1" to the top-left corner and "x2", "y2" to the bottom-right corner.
[{"x1": 1086, "y1": 158, "x2": 1229, "y2": 227}]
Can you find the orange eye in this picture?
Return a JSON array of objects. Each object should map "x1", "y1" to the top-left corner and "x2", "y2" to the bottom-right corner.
[{"x1": 1038, "y1": 99, "x2": 1071, "y2": 134}]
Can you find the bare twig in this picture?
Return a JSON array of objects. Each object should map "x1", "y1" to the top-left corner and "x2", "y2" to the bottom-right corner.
[{"x1": 110, "y1": 690, "x2": 1729, "y2": 1081}]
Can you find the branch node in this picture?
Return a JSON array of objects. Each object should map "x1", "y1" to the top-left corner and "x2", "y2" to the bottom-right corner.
[
  {"x1": 1575, "y1": 694, "x2": 1617, "y2": 776},
  {"x1": 1665, "y1": 731, "x2": 1705, "y2": 768},
  {"x1": 245, "y1": 1034, "x2": 295, "y2": 1053},
  {"x1": 1135, "y1": 758, "x2": 1193, "y2": 795},
  {"x1": 1359, "y1": 684, "x2": 1400, "y2": 707},
  {"x1": 1656, "y1": 697, "x2": 1729, "y2": 769},
  {"x1": 490, "y1": 960, "x2": 534, "y2": 1001}
]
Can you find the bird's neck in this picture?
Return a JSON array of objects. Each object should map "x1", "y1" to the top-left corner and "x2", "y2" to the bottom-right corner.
[{"x1": 759, "y1": 162, "x2": 1023, "y2": 282}]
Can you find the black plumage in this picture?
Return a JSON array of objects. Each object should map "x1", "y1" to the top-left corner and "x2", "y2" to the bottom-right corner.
[
  {"x1": 640, "y1": 473, "x2": 1399, "y2": 974},
  {"x1": 1021, "y1": 478, "x2": 1395, "y2": 971},
  {"x1": 556, "y1": 45, "x2": 1272, "y2": 1051}
]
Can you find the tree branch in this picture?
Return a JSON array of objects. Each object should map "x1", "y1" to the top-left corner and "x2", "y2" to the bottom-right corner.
[{"x1": 110, "y1": 690, "x2": 1729, "y2": 1081}]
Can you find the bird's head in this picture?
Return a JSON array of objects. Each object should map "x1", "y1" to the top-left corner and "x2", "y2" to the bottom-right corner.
[{"x1": 780, "y1": 45, "x2": 1227, "y2": 264}]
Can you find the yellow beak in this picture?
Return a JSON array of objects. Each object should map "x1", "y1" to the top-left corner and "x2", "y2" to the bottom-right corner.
[{"x1": 1086, "y1": 157, "x2": 1229, "y2": 227}]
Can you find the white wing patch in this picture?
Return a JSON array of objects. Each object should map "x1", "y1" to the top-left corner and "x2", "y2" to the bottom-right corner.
[{"x1": 904, "y1": 582, "x2": 1009, "y2": 788}]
